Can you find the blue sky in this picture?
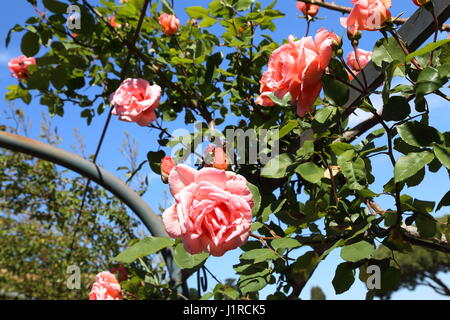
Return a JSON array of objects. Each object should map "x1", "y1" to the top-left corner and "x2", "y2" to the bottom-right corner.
[{"x1": 0, "y1": 0, "x2": 449, "y2": 300}]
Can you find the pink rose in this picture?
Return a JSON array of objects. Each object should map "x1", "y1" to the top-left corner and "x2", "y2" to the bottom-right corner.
[
  {"x1": 340, "y1": 0, "x2": 392, "y2": 35},
  {"x1": 162, "y1": 165, "x2": 254, "y2": 257},
  {"x1": 296, "y1": 1, "x2": 320, "y2": 17},
  {"x1": 256, "y1": 28, "x2": 340, "y2": 117},
  {"x1": 8, "y1": 55, "x2": 36, "y2": 80},
  {"x1": 347, "y1": 48, "x2": 372, "y2": 73},
  {"x1": 89, "y1": 271, "x2": 123, "y2": 300},
  {"x1": 204, "y1": 144, "x2": 228, "y2": 170},
  {"x1": 110, "y1": 78, "x2": 161, "y2": 126},
  {"x1": 109, "y1": 15, "x2": 121, "y2": 28},
  {"x1": 161, "y1": 156, "x2": 176, "y2": 183},
  {"x1": 158, "y1": 13, "x2": 180, "y2": 36}
]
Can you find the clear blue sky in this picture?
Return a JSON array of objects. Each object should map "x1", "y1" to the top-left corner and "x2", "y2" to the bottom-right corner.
[{"x1": 0, "y1": 0, "x2": 448, "y2": 300}]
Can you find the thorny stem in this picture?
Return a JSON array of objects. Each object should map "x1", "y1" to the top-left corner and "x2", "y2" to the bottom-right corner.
[
  {"x1": 305, "y1": 19, "x2": 311, "y2": 37},
  {"x1": 389, "y1": 30, "x2": 423, "y2": 71},
  {"x1": 429, "y1": 9, "x2": 440, "y2": 66},
  {"x1": 250, "y1": 233, "x2": 286, "y2": 261},
  {"x1": 365, "y1": 98, "x2": 403, "y2": 224},
  {"x1": 327, "y1": 70, "x2": 365, "y2": 94},
  {"x1": 339, "y1": 56, "x2": 365, "y2": 92}
]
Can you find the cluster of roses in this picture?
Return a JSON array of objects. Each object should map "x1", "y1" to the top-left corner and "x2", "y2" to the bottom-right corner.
[{"x1": 256, "y1": 0, "x2": 393, "y2": 116}]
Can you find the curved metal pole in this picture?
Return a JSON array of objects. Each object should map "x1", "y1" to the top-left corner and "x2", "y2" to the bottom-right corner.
[{"x1": 0, "y1": 130, "x2": 183, "y2": 293}]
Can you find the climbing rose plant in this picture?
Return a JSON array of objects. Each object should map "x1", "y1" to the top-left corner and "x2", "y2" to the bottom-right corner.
[{"x1": 4, "y1": 0, "x2": 450, "y2": 300}]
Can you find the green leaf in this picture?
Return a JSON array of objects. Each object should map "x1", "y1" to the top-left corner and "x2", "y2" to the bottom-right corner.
[
  {"x1": 382, "y1": 60, "x2": 402, "y2": 104},
  {"x1": 278, "y1": 120, "x2": 298, "y2": 139},
  {"x1": 433, "y1": 144, "x2": 450, "y2": 170},
  {"x1": 246, "y1": 181, "x2": 261, "y2": 215},
  {"x1": 50, "y1": 66, "x2": 68, "y2": 90},
  {"x1": 238, "y1": 269, "x2": 271, "y2": 295},
  {"x1": 396, "y1": 121, "x2": 440, "y2": 147},
  {"x1": 338, "y1": 156, "x2": 367, "y2": 191},
  {"x1": 261, "y1": 153, "x2": 294, "y2": 179},
  {"x1": 5, "y1": 84, "x2": 32, "y2": 105},
  {"x1": 330, "y1": 142, "x2": 353, "y2": 156},
  {"x1": 382, "y1": 96, "x2": 411, "y2": 121},
  {"x1": 240, "y1": 248, "x2": 278, "y2": 263},
  {"x1": 5, "y1": 24, "x2": 23, "y2": 48},
  {"x1": 415, "y1": 214, "x2": 437, "y2": 238},
  {"x1": 173, "y1": 243, "x2": 209, "y2": 269},
  {"x1": 315, "y1": 106, "x2": 336, "y2": 124},
  {"x1": 340, "y1": 241, "x2": 375, "y2": 262},
  {"x1": 199, "y1": 17, "x2": 217, "y2": 28},
  {"x1": 161, "y1": 0, "x2": 174, "y2": 14},
  {"x1": 271, "y1": 238, "x2": 301, "y2": 250},
  {"x1": 415, "y1": 67, "x2": 444, "y2": 95},
  {"x1": 437, "y1": 63, "x2": 450, "y2": 79},
  {"x1": 332, "y1": 262, "x2": 355, "y2": 294},
  {"x1": 235, "y1": 0, "x2": 255, "y2": 11},
  {"x1": 436, "y1": 191, "x2": 450, "y2": 211},
  {"x1": 21, "y1": 31, "x2": 39, "y2": 57},
  {"x1": 323, "y1": 74, "x2": 349, "y2": 106},
  {"x1": 406, "y1": 39, "x2": 450, "y2": 62},
  {"x1": 394, "y1": 151, "x2": 434, "y2": 183},
  {"x1": 440, "y1": 42, "x2": 450, "y2": 64},
  {"x1": 265, "y1": 92, "x2": 292, "y2": 107},
  {"x1": 185, "y1": 6, "x2": 209, "y2": 19},
  {"x1": 295, "y1": 162, "x2": 325, "y2": 184},
  {"x1": 372, "y1": 37, "x2": 406, "y2": 76},
  {"x1": 113, "y1": 237, "x2": 174, "y2": 263},
  {"x1": 147, "y1": 150, "x2": 165, "y2": 174},
  {"x1": 43, "y1": 0, "x2": 68, "y2": 13}
]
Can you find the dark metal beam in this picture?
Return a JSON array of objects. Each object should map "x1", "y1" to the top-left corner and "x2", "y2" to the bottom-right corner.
[{"x1": 0, "y1": 130, "x2": 182, "y2": 291}]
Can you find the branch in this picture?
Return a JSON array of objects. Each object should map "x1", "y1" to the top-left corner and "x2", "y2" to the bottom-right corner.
[
  {"x1": 299, "y1": 0, "x2": 450, "y2": 31},
  {"x1": 401, "y1": 224, "x2": 450, "y2": 254}
]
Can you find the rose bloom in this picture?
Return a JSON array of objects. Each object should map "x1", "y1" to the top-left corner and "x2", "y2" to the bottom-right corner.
[
  {"x1": 158, "y1": 13, "x2": 180, "y2": 36},
  {"x1": 204, "y1": 144, "x2": 227, "y2": 170},
  {"x1": 109, "y1": 15, "x2": 121, "y2": 28},
  {"x1": 256, "y1": 28, "x2": 340, "y2": 117},
  {"x1": 8, "y1": 55, "x2": 36, "y2": 80},
  {"x1": 162, "y1": 165, "x2": 254, "y2": 257},
  {"x1": 296, "y1": 1, "x2": 320, "y2": 17},
  {"x1": 161, "y1": 156, "x2": 176, "y2": 183},
  {"x1": 110, "y1": 78, "x2": 161, "y2": 126},
  {"x1": 89, "y1": 271, "x2": 123, "y2": 300},
  {"x1": 340, "y1": 0, "x2": 392, "y2": 34},
  {"x1": 412, "y1": 0, "x2": 430, "y2": 5},
  {"x1": 347, "y1": 48, "x2": 372, "y2": 72}
]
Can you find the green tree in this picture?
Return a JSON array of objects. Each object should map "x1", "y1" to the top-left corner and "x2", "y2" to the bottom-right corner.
[
  {"x1": 0, "y1": 113, "x2": 140, "y2": 299},
  {"x1": 372, "y1": 216, "x2": 450, "y2": 299}
]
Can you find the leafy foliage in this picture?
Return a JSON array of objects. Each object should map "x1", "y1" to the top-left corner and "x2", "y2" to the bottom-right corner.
[{"x1": 2, "y1": 0, "x2": 450, "y2": 300}]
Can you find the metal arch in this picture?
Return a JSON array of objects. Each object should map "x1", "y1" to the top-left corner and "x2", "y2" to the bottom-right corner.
[{"x1": 0, "y1": 130, "x2": 184, "y2": 294}]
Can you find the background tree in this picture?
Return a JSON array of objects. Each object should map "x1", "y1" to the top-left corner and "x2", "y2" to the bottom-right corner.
[
  {"x1": 0, "y1": 105, "x2": 149, "y2": 299},
  {"x1": 372, "y1": 216, "x2": 450, "y2": 299}
]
